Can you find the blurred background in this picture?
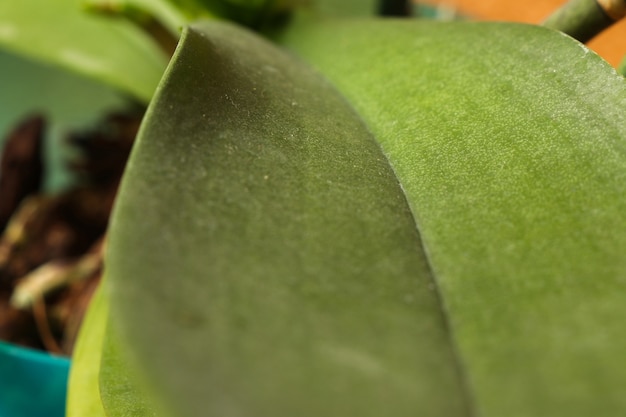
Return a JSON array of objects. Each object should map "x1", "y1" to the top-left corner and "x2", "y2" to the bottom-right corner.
[{"x1": 418, "y1": 0, "x2": 626, "y2": 66}]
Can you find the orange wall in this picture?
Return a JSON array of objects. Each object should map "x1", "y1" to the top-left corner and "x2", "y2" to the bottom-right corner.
[{"x1": 419, "y1": 0, "x2": 626, "y2": 66}]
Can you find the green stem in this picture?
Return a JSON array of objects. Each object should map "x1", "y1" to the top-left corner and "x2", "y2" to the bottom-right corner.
[
  {"x1": 617, "y1": 55, "x2": 626, "y2": 76},
  {"x1": 84, "y1": 1, "x2": 179, "y2": 57},
  {"x1": 542, "y1": 0, "x2": 626, "y2": 43}
]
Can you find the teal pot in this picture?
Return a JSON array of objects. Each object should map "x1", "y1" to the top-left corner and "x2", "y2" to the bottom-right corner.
[{"x1": 0, "y1": 341, "x2": 70, "y2": 417}]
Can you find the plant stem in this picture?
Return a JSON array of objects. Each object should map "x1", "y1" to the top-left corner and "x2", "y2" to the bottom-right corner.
[
  {"x1": 85, "y1": 1, "x2": 179, "y2": 56},
  {"x1": 32, "y1": 297, "x2": 63, "y2": 355},
  {"x1": 542, "y1": 0, "x2": 626, "y2": 43},
  {"x1": 618, "y1": 55, "x2": 626, "y2": 75}
]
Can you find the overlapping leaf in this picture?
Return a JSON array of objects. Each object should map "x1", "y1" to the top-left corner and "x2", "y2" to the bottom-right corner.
[
  {"x1": 102, "y1": 24, "x2": 465, "y2": 417},
  {"x1": 101, "y1": 20, "x2": 469, "y2": 417},
  {"x1": 74, "y1": 18, "x2": 626, "y2": 417},
  {"x1": 284, "y1": 20, "x2": 626, "y2": 417}
]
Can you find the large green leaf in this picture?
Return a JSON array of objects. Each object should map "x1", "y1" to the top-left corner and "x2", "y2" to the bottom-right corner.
[
  {"x1": 75, "y1": 17, "x2": 626, "y2": 417},
  {"x1": 282, "y1": 20, "x2": 626, "y2": 417},
  {"x1": 102, "y1": 20, "x2": 469, "y2": 417},
  {"x1": 0, "y1": 0, "x2": 168, "y2": 102}
]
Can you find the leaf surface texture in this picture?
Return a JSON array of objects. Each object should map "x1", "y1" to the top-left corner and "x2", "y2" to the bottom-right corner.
[
  {"x1": 283, "y1": 19, "x2": 626, "y2": 417},
  {"x1": 102, "y1": 20, "x2": 469, "y2": 417}
]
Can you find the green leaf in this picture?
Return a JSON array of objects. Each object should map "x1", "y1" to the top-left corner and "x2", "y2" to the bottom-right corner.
[
  {"x1": 66, "y1": 284, "x2": 108, "y2": 417},
  {"x1": 67, "y1": 282, "x2": 157, "y2": 417},
  {"x1": 0, "y1": 0, "x2": 168, "y2": 102},
  {"x1": 73, "y1": 17, "x2": 626, "y2": 417},
  {"x1": 282, "y1": 20, "x2": 626, "y2": 417},
  {"x1": 102, "y1": 20, "x2": 470, "y2": 417}
]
